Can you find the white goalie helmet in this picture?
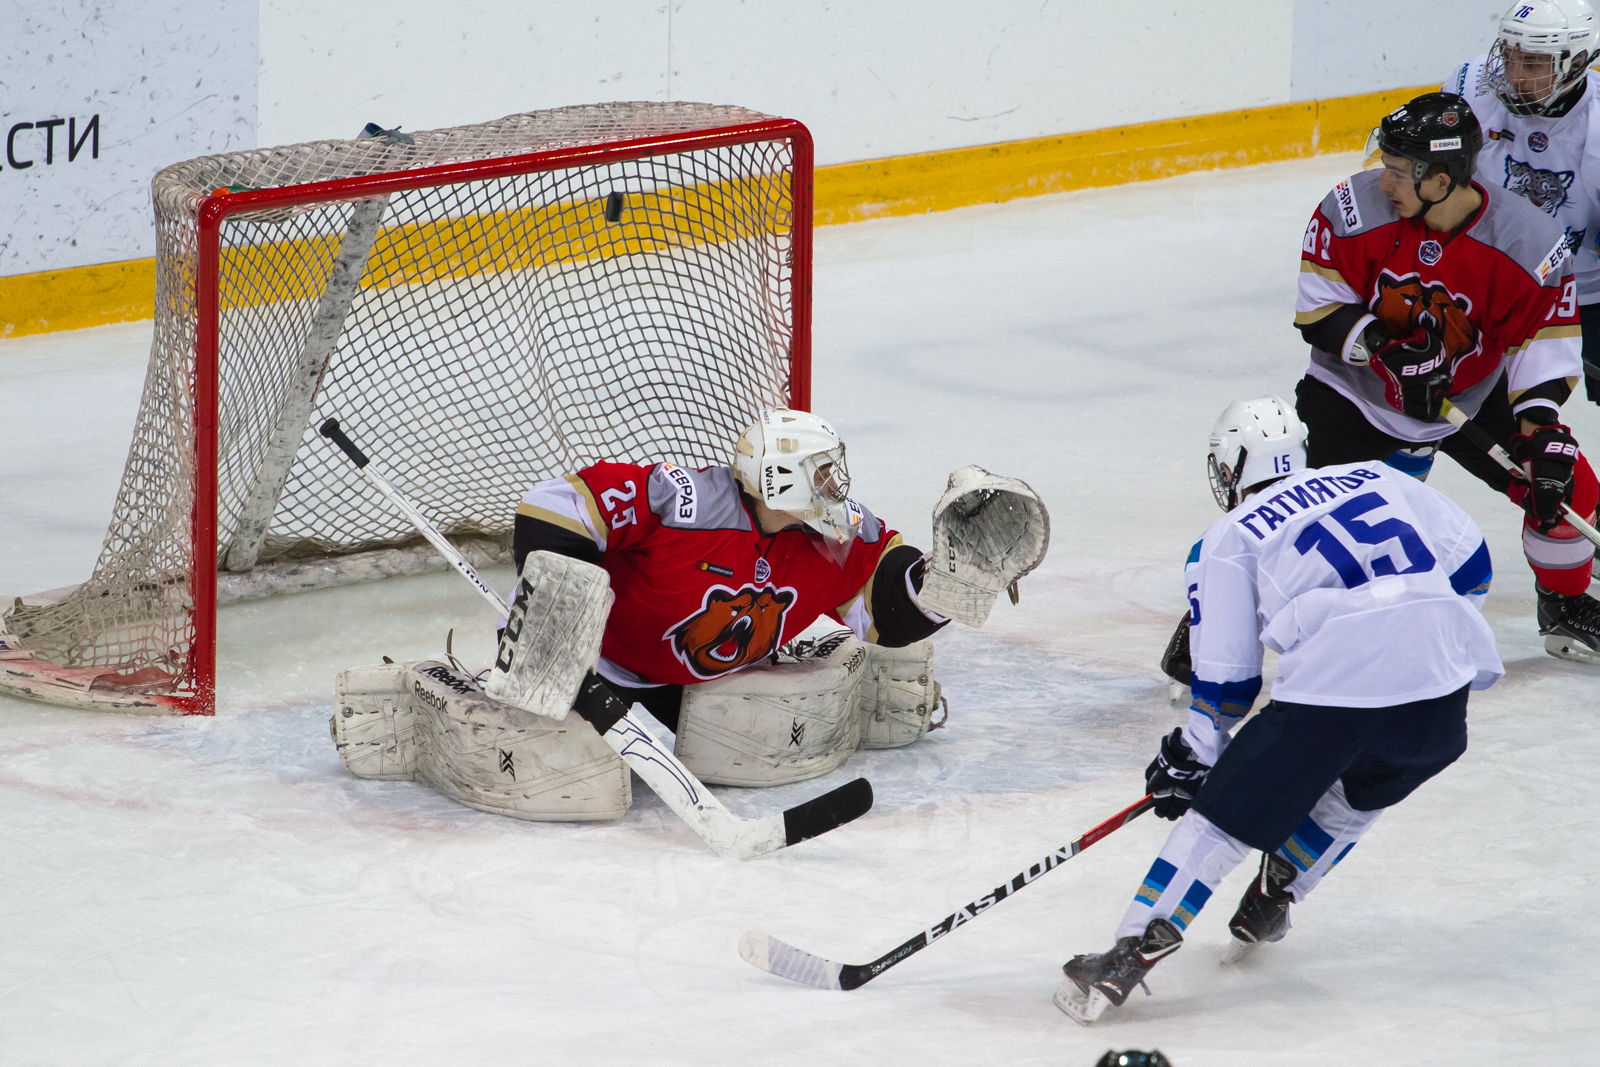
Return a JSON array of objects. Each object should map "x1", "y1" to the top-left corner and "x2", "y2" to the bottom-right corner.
[
  {"x1": 1487, "y1": 0, "x2": 1598, "y2": 116},
  {"x1": 734, "y1": 408, "x2": 860, "y2": 549},
  {"x1": 1207, "y1": 395, "x2": 1308, "y2": 511}
]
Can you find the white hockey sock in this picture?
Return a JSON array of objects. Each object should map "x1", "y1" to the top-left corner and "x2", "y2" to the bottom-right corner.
[
  {"x1": 1274, "y1": 779, "x2": 1383, "y2": 902},
  {"x1": 1114, "y1": 811, "x2": 1252, "y2": 940}
]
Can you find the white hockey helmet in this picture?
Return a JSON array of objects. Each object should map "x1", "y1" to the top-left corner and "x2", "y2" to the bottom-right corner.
[
  {"x1": 1487, "y1": 0, "x2": 1598, "y2": 115},
  {"x1": 1207, "y1": 396, "x2": 1308, "y2": 511},
  {"x1": 734, "y1": 408, "x2": 859, "y2": 547}
]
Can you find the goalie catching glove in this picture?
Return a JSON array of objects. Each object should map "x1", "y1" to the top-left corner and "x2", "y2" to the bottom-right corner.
[{"x1": 916, "y1": 465, "x2": 1050, "y2": 627}]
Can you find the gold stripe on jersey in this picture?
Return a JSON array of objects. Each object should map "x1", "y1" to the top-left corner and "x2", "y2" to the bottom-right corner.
[
  {"x1": 1294, "y1": 303, "x2": 1344, "y2": 326},
  {"x1": 1299, "y1": 260, "x2": 1350, "y2": 285},
  {"x1": 835, "y1": 532, "x2": 905, "y2": 644},
  {"x1": 1505, "y1": 323, "x2": 1583, "y2": 357},
  {"x1": 563, "y1": 473, "x2": 610, "y2": 545},
  {"x1": 1508, "y1": 377, "x2": 1579, "y2": 406},
  {"x1": 515, "y1": 502, "x2": 593, "y2": 541}
]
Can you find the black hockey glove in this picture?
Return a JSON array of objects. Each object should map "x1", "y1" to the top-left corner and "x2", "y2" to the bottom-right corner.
[
  {"x1": 1145, "y1": 728, "x2": 1209, "y2": 821},
  {"x1": 1373, "y1": 319, "x2": 1452, "y2": 422},
  {"x1": 1510, "y1": 422, "x2": 1580, "y2": 533}
]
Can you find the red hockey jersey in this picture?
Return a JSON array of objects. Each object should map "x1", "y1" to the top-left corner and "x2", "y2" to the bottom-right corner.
[
  {"x1": 1296, "y1": 170, "x2": 1581, "y2": 442},
  {"x1": 517, "y1": 461, "x2": 901, "y2": 687}
]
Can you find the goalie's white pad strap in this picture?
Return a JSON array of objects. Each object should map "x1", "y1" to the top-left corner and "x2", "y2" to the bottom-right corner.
[
  {"x1": 484, "y1": 550, "x2": 613, "y2": 719},
  {"x1": 676, "y1": 635, "x2": 869, "y2": 786},
  {"x1": 918, "y1": 464, "x2": 1050, "y2": 627},
  {"x1": 856, "y1": 640, "x2": 943, "y2": 749},
  {"x1": 413, "y1": 660, "x2": 630, "y2": 821}
]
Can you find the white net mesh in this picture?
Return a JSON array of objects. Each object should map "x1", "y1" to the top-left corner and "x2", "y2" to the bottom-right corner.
[{"x1": 4, "y1": 102, "x2": 802, "y2": 705}]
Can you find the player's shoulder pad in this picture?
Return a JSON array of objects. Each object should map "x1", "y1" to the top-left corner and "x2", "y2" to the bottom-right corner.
[
  {"x1": 1319, "y1": 169, "x2": 1396, "y2": 238},
  {"x1": 1474, "y1": 184, "x2": 1573, "y2": 286},
  {"x1": 646, "y1": 463, "x2": 753, "y2": 531}
]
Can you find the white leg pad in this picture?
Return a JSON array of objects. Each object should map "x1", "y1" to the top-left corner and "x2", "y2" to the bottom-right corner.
[
  {"x1": 332, "y1": 662, "x2": 420, "y2": 780},
  {"x1": 855, "y1": 640, "x2": 943, "y2": 749},
  {"x1": 675, "y1": 636, "x2": 870, "y2": 786},
  {"x1": 484, "y1": 550, "x2": 613, "y2": 719},
  {"x1": 412, "y1": 661, "x2": 630, "y2": 821}
]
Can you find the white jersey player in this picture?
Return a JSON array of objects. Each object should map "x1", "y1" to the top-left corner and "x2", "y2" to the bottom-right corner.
[
  {"x1": 1055, "y1": 397, "x2": 1504, "y2": 1025},
  {"x1": 1448, "y1": 0, "x2": 1600, "y2": 400}
]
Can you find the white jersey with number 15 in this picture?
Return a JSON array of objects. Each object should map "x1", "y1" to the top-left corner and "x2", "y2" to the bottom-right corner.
[{"x1": 1182, "y1": 462, "x2": 1503, "y2": 761}]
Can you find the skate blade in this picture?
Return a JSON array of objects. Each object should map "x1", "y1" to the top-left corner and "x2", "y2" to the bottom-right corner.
[
  {"x1": 1220, "y1": 938, "x2": 1256, "y2": 965},
  {"x1": 1544, "y1": 633, "x2": 1600, "y2": 664},
  {"x1": 1053, "y1": 981, "x2": 1112, "y2": 1025}
]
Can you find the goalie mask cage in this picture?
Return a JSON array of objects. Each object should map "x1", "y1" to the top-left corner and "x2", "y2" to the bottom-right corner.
[{"x1": 0, "y1": 102, "x2": 813, "y2": 715}]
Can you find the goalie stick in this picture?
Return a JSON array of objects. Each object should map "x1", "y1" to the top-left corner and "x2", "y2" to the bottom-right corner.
[
  {"x1": 1440, "y1": 399, "x2": 1600, "y2": 549},
  {"x1": 318, "y1": 417, "x2": 873, "y2": 859},
  {"x1": 739, "y1": 794, "x2": 1154, "y2": 990}
]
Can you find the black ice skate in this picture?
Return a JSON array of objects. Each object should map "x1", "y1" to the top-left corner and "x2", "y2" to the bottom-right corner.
[
  {"x1": 1221, "y1": 851, "x2": 1296, "y2": 964},
  {"x1": 1053, "y1": 917, "x2": 1183, "y2": 1025},
  {"x1": 1537, "y1": 584, "x2": 1600, "y2": 663}
]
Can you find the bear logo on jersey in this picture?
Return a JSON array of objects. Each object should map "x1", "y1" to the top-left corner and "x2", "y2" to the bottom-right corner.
[
  {"x1": 667, "y1": 584, "x2": 797, "y2": 679},
  {"x1": 1372, "y1": 272, "x2": 1479, "y2": 366},
  {"x1": 1503, "y1": 156, "x2": 1575, "y2": 215}
]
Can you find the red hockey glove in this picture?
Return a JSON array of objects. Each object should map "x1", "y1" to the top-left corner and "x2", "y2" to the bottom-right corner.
[
  {"x1": 1510, "y1": 423, "x2": 1579, "y2": 533},
  {"x1": 1372, "y1": 319, "x2": 1452, "y2": 422},
  {"x1": 1145, "y1": 728, "x2": 1209, "y2": 821}
]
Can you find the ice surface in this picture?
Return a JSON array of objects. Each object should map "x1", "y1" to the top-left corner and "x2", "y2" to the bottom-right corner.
[{"x1": 4, "y1": 153, "x2": 1599, "y2": 1065}]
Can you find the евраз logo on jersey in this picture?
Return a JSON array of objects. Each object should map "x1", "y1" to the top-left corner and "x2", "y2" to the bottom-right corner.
[
  {"x1": 660, "y1": 462, "x2": 697, "y2": 522},
  {"x1": 1334, "y1": 179, "x2": 1362, "y2": 230}
]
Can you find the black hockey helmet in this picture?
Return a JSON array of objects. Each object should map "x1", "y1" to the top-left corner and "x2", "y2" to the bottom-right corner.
[
  {"x1": 1095, "y1": 1052, "x2": 1172, "y2": 1067},
  {"x1": 1364, "y1": 92, "x2": 1483, "y2": 210}
]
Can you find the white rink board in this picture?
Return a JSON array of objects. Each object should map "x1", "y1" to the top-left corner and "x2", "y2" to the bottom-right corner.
[
  {"x1": 3, "y1": 155, "x2": 1598, "y2": 1065},
  {"x1": 0, "y1": 3, "x2": 257, "y2": 274}
]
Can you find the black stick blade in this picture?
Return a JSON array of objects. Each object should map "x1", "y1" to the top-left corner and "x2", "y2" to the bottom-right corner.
[{"x1": 782, "y1": 777, "x2": 872, "y2": 846}]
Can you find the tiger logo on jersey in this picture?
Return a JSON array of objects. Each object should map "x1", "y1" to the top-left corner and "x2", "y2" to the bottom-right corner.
[
  {"x1": 1503, "y1": 156, "x2": 1575, "y2": 216},
  {"x1": 666, "y1": 584, "x2": 797, "y2": 679},
  {"x1": 1372, "y1": 272, "x2": 1479, "y2": 366}
]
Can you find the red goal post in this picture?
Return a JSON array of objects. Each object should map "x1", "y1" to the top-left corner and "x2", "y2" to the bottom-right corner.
[{"x1": 0, "y1": 103, "x2": 814, "y2": 715}]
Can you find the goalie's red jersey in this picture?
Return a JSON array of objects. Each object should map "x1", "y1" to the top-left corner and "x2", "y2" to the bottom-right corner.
[{"x1": 517, "y1": 461, "x2": 902, "y2": 687}]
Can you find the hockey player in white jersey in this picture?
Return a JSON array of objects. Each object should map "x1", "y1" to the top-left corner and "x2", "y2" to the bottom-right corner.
[
  {"x1": 1055, "y1": 398, "x2": 1504, "y2": 1025},
  {"x1": 1448, "y1": 0, "x2": 1600, "y2": 402}
]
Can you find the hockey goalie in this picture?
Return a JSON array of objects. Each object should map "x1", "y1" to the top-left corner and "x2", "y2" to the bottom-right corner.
[{"x1": 329, "y1": 408, "x2": 1049, "y2": 822}]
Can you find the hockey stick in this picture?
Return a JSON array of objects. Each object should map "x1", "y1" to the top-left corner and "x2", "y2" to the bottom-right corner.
[
  {"x1": 317, "y1": 417, "x2": 873, "y2": 860},
  {"x1": 739, "y1": 794, "x2": 1155, "y2": 990},
  {"x1": 1439, "y1": 398, "x2": 1600, "y2": 548}
]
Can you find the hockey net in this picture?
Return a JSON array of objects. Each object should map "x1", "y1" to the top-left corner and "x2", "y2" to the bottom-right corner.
[{"x1": 0, "y1": 101, "x2": 812, "y2": 714}]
